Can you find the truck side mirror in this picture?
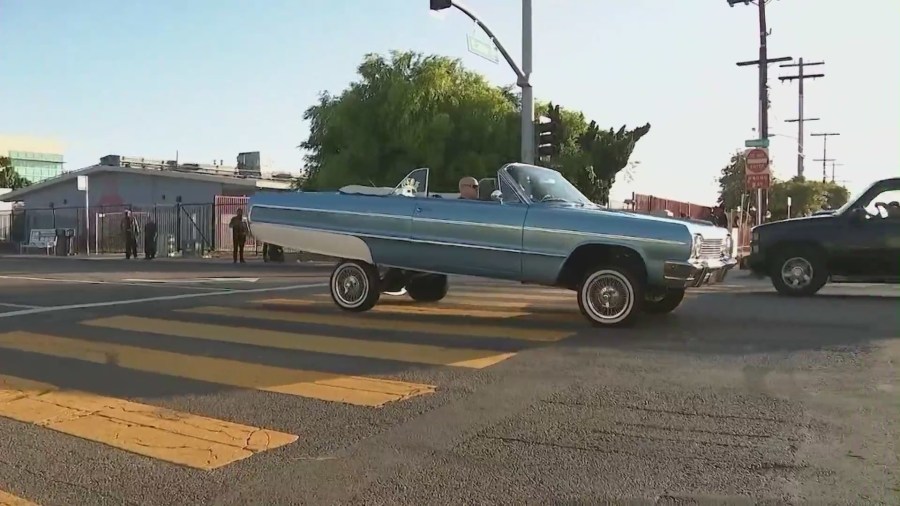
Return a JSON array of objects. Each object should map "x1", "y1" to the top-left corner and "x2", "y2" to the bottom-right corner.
[
  {"x1": 847, "y1": 207, "x2": 867, "y2": 223},
  {"x1": 490, "y1": 190, "x2": 503, "y2": 202}
]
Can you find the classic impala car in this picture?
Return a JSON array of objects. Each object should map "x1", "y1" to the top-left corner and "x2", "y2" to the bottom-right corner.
[{"x1": 247, "y1": 163, "x2": 736, "y2": 327}]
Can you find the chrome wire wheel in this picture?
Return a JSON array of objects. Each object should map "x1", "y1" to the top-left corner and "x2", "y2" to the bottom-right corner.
[
  {"x1": 780, "y1": 256, "x2": 814, "y2": 290},
  {"x1": 331, "y1": 263, "x2": 369, "y2": 309},
  {"x1": 581, "y1": 269, "x2": 634, "y2": 325}
]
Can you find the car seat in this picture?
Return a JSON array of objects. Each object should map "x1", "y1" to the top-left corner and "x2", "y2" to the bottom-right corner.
[{"x1": 478, "y1": 178, "x2": 498, "y2": 201}]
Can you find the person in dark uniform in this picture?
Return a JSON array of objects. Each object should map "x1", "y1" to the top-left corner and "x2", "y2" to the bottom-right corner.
[
  {"x1": 143, "y1": 218, "x2": 158, "y2": 259},
  {"x1": 120, "y1": 210, "x2": 139, "y2": 259},
  {"x1": 229, "y1": 208, "x2": 248, "y2": 264}
]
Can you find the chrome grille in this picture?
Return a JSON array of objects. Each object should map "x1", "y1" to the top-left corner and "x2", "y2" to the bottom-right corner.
[{"x1": 699, "y1": 238, "x2": 724, "y2": 258}]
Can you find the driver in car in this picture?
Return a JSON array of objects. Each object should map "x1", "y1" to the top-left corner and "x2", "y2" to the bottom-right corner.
[{"x1": 458, "y1": 177, "x2": 479, "y2": 199}]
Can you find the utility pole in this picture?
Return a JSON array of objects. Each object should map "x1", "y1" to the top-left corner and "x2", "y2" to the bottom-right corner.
[
  {"x1": 810, "y1": 132, "x2": 840, "y2": 182},
  {"x1": 813, "y1": 158, "x2": 836, "y2": 183},
  {"x1": 780, "y1": 58, "x2": 825, "y2": 179},
  {"x1": 430, "y1": 0, "x2": 534, "y2": 163},
  {"x1": 728, "y1": 0, "x2": 791, "y2": 226},
  {"x1": 829, "y1": 162, "x2": 844, "y2": 183}
]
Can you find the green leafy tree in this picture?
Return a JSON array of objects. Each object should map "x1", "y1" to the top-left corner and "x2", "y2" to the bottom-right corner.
[
  {"x1": 767, "y1": 176, "x2": 851, "y2": 219},
  {"x1": 716, "y1": 151, "x2": 747, "y2": 211},
  {"x1": 299, "y1": 50, "x2": 649, "y2": 201},
  {"x1": 300, "y1": 51, "x2": 519, "y2": 191},
  {"x1": 0, "y1": 157, "x2": 30, "y2": 190}
]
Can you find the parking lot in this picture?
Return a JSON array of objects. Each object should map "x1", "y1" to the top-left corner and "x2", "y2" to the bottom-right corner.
[{"x1": 0, "y1": 256, "x2": 897, "y2": 505}]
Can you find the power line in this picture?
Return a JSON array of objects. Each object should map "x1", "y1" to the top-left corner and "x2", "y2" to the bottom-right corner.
[
  {"x1": 810, "y1": 132, "x2": 840, "y2": 182},
  {"x1": 779, "y1": 58, "x2": 825, "y2": 179}
]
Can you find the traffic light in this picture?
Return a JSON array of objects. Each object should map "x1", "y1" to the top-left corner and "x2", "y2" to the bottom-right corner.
[
  {"x1": 430, "y1": 0, "x2": 452, "y2": 10},
  {"x1": 536, "y1": 104, "x2": 563, "y2": 159}
]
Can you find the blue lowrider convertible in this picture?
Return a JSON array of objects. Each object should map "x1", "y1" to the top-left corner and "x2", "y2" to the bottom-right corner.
[{"x1": 248, "y1": 163, "x2": 736, "y2": 327}]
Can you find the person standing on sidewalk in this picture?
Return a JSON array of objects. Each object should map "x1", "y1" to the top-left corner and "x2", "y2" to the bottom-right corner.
[
  {"x1": 143, "y1": 218, "x2": 158, "y2": 259},
  {"x1": 229, "y1": 208, "x2": 248, "y2": 264},
  {"x1": 120, "y1": 210, "x2": 139, "y2": 259}
]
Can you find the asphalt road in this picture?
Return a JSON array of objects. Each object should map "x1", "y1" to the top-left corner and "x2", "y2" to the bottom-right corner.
[{"x1": 0, "y1": 256, "x2": 897, "y2": 505}]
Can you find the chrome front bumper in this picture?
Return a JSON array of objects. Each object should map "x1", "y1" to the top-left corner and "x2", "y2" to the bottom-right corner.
[{"x1": 664, "y1": 257, "x2": 738, "y2": 289}]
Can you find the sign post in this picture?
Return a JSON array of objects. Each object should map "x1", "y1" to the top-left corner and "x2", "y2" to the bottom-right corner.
[
  {"x1": 744, "y1": 148, "x2": 771, "y2": 226},
  {"x1": 77, "y1": 175, "x2": 89, "y2": 255}
]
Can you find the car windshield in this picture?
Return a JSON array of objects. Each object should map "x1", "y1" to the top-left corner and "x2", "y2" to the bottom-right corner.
[
  {"x1": 835, "y1": 180, "x2": 879, "y2": 215},
  {"x1": 503, "y1": 164, "x2": 593, "y2": 206}
]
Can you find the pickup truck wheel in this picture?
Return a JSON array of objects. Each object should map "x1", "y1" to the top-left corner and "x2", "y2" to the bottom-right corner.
[
  {"x1": 406, "y1": 274, "x2": 449, "y2": 302},
  {"x1": 577, "y1": 266, "x2": 644, "y2": 327},
  {"x1": 330, "y1": 260, "x2": 380, "y2": 311},
  {"x1": 643, "y1": 288, "x2": 686, "y2": 314},
  {"x1": 770, "y1": 248, "x2": 828, "y2": 296}
]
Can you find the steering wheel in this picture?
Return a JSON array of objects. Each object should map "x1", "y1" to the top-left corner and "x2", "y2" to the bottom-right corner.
[{"x1": 874, "y1": 202, "x2": 888, "y2": 218}]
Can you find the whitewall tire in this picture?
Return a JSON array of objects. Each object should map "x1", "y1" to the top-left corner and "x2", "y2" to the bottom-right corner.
[
  {"x1": 330, "y1": 260, "x2": 381, "y2": 312},
  {"x1": 577, "y1": 266, "x2": 644, "y2": 327}
]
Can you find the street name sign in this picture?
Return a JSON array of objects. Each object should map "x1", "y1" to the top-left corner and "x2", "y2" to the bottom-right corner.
[
  {"x1": 466, "y1": 34, "x2": 499, "y2": 64},
  {"x1": 745, "y1": 148, "x2": 771, "y2": 190},
  {"x1": 744, "y1": 138, "x2": 770, "y2": 148}
]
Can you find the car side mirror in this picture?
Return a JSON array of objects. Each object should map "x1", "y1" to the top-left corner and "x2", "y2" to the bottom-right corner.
[{"x1": 490, "y1": 190, "x2": 503, "y2": 202}]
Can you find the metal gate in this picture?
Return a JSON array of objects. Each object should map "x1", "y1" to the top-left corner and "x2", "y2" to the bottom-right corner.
[{"x1": 214, "y1": 196, "x2": 256, "y2": 252}]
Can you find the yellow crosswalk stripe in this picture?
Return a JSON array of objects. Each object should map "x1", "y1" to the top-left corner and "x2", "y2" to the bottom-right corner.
[
  {"x1": 448, "y1": 290, "x2": 573, "y2": 301},
  {"x1": 181, "y1": 306, "x2": 574, "y2": 343},
  {"x1": 0, "y1": 332, "x2": 433, "y2": 408},
  {"x1": 0, "y1": 489, "x2": 39, "y2": 506},
  {"x1": 323, "y1": 293, "x2": 575, "y2": 311},
  {"x1": 0, "y1": 373, "x2": 297, "y2": 471},
  {"x1": 82, "y1": 316, "x2": 515, "y2": 369},
  {"x1": 258, "y1": 298, "x2": 579, "y2": 323}
]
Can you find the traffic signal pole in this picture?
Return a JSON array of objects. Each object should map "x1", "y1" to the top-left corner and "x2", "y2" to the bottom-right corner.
[
  {"x1": 430, "y1": 0, "x2": 534, "y2": 163},
  {"x1": 521, "y1": 0, "x2": 534, "y2": 164}
]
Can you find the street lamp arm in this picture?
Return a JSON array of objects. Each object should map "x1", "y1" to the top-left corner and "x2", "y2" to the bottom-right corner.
[{"x1": 450, "y1": 1, "x2": 527, "y2": 84}]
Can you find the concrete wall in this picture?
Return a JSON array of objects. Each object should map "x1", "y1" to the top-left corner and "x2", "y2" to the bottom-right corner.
[{"x1": 17, "y1": 171, "x2": 248, "y2": 210}]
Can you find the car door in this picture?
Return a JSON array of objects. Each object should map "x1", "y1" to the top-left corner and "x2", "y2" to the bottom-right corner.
[
  {"x1": 407, "y1": 196, "x2": 528, "y2": 279},
  {"x1": 831, "y1": 186, "x2": 900, "y2": 279}
]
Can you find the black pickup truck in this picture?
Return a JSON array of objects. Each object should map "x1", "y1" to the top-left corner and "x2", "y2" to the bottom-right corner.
[{"x1": 747, "y1": 177, "x2": 900, "y2": 296}]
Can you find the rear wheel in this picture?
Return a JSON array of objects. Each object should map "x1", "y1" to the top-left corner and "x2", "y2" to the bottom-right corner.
[
  {"x1": 643, "y1": 288, "x2": 686, "y2": 314},
  {"x1": 330, "y1": 260, "x2": 380, "y2": 311},
  {"x1": 406, "y1": 274, "x2": 449, "y2": 302},
  {"x1": 577, "y1": 265, "x2": 644, "y2": 327},
  {"x1": 769, "y1": 247, "x2": 828, "y2": 296}
]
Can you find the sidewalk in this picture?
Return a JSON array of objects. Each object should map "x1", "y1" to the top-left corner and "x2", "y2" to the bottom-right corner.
[{"x1": 2, "y1": 252, "x2": 335, "y2": 267}]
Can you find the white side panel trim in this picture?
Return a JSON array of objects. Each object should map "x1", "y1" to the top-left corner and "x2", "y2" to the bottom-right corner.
[{"x1": 250, "y1": 223, "x2": 373, "y2": 263}]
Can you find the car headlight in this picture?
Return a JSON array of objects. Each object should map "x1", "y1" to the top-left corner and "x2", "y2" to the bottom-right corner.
[
  {"x1": 722, "y1": 234, "x2": 733, "y2": 257},
  {"x1": 692, "y1": 234, "x2": 703, "y2": 258}
]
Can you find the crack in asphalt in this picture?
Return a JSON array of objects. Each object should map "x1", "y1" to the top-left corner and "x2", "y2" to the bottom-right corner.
[
  {"x1": 475, "y1": 433, "x2": 805, "y2": 473},
  {"x1": 0, "y1": 456, "x2": 141, "y2": 506},
  {"x1": 615, "y1": 420, "x2": 788, "y2": 441},
  {"x1": 540, "y1": 399, "x2": 798, "y2": 425}
]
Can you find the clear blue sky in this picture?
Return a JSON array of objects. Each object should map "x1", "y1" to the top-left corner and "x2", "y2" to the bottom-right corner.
[{"x1": 2, "y1": 0, "x2": 897, "y2": 204}]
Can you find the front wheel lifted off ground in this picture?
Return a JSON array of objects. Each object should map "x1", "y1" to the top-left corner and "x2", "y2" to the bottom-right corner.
[
  {"x1": 330, "y1": 260, "x2": 381, "y2": 312},
  {"x1": 577, "y1": 265, "x2": 644, "y2": 327}
]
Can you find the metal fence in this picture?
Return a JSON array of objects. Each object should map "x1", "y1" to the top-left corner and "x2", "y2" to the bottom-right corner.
[
  {"x1": 630, "y1": 193, "x2": 714, "y2": 221},
  {"x1": 0, "y1": 198, "x2": 262, "y2": 256}
]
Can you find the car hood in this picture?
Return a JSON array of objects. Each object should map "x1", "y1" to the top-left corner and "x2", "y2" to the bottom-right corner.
[
  {"x1": 753, "y1": 213, "x2": 837, "y2": 232},
  {"x1": 551, "y1": 203, "x2": 729, "y2": 239}
]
